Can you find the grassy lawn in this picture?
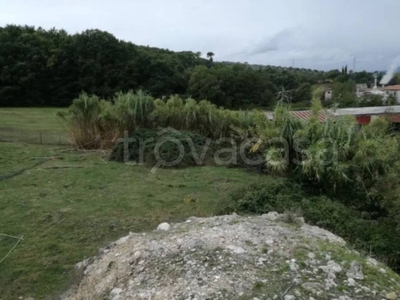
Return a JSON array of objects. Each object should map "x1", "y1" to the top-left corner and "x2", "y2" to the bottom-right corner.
[
  {"x1": 0, "y1": 108, "x2": 68, "y2": 145},
  {"x1": 0, "y1": 108, "x2": 66, "y2": 131},
  {"x1": 0, "y1": 142, "x2": 266, "y2": 299}
]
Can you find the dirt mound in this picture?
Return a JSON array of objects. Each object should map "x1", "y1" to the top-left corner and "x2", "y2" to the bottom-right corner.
[{"x1": 65, "y1": 213, "x2": 400, "y2": 300}]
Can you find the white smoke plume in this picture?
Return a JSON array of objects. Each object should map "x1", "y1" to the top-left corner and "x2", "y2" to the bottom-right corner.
[{"x1": 380, "y1": 56, "x2": 400, "y2": 85}]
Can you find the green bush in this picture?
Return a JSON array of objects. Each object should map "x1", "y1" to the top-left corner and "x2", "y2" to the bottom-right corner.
[
  {"x1": 109, "y1": 129, "x2": 214, "y2": 168},
  {"x1": 219, "y1": 177, "x2": 304, "y2": 214}
]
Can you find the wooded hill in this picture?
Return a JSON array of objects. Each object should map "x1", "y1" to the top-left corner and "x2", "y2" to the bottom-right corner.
[{"x1": 0, "y1": 25, "x2": 378, "y2": 108}]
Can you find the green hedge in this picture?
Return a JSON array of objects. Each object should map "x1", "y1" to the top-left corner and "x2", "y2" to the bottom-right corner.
[{"x1": 109, "y1": 129, "x2": 213, "y2": 167}]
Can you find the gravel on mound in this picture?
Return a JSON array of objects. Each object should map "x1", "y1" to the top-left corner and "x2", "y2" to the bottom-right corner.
[{"x1": 65, "y1": 213, "x2": 400, "y2": 300}]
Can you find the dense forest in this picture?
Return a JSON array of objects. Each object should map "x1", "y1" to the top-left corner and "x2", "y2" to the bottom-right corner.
[{"x1": 0, "y1": 25, "x2": 394, "y2": 108}]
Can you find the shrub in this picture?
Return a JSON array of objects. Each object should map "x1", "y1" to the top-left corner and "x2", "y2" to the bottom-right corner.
[
  {"x1": 219, "y1": 177, "x2": 304, "y2": 214},
  {"x1": 109, "y1": 129, "x2": 215, "y2": 168}
]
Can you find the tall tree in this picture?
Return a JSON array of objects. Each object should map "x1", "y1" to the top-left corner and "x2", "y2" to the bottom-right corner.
[{"x1": 206, "y1": 52, "x2": 215, "y2": 62}]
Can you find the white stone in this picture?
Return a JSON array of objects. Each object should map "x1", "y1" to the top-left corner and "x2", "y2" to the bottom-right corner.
[
  {"x1": 319, "y1": 260, "x2": 342, "y2": 274},
  {"x1": 257, "y1": 257, "x2": 267, "y2": 264},
  {"x1": 302, "y1": 282, "x2": 323, "y2": 293},
  {"x1": 226, "y1": 245, "x2": 246, "y2": 254},
  {"x1": 361, "y1": 286, "x2": 371, "y2": 293},
  {"x1": 289, "y1": 261, "x2": 299, "y2": 271},
  {"x1": 347, "y1": 278, "x2": 356, "y2": 286},
  {"x1": 386, "y1": 292, "x2": 398, "y2": 300},
  {"x1": 262, "y1": 211, "x2": 280, "y2": 222},
  {"x1": 110, "y1": 288, "x2": 122, "y2": 297},
  {"x1": 156, "y1": 222, "x2": 171, "y2": 231},
  {"x1": 366, "y1": 257, "x2": 378, "y2": 266},
  {"x1": 346, "y1": 261, "x2": 364, "y2": 280},
  {"x1": 284, "y1": 295, "x2": 296, "y2": 300},
  {"x1": 293, "y1": 277, "x2": 302, "y2": 284},
  {"x1": 115, "y1": 235, "x2": 129, "y2": 245},
  {"x1": 328, "y1": 260, "x2": 342, "y2": 273},
  {"x1": 265, "y1": 239, "x2": 275, "y2": 245}
]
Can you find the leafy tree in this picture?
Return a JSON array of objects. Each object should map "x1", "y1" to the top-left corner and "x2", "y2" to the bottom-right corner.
[
  {"x1": 206, "y1": 52, "x2": 215, "y2": 61},
  {"x1": 330, "y1": 80, "x2": 357, "y2": 107},
  {"x1": 188, "y1": 65, "x2": 277, "y2": 108},
  {"x1": 291, "y1": 82, "x2": 312, "y2": 103}
]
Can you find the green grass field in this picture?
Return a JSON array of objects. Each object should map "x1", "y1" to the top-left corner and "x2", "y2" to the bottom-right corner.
[
  {"x1": 0, "y1": 141, "x2": 266, "y2": 299},
  {"x1": 0, "y1": 108, "x2": 68, "y2": 145},
  {"x1": 0, "y1": 108, "x2": 66, "y2": 131}
]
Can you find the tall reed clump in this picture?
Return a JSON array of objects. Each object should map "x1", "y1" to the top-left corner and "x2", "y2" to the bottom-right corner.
[
  {"x1": 58, "y1": 93, "x2": 119, "y2": 148},
  {"x1": 152, "y1": 96, "x2": 266, "y2": 140},
  {"x1": 252, "y1": 91, "x2": 400, "y2": 207},
  {"x1": 61, "y1": 91, "x2": 267, "y2": 148},
  {"x1": 114, "y1": 90, "x2": 155, "y2": 133}
]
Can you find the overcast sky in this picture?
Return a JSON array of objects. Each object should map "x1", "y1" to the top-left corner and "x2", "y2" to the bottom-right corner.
[{"x1": 1, "y1": 0, "x2": 399, "y2": 71}]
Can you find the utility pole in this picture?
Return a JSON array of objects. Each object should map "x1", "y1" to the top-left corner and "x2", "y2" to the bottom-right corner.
[{"x1": 353, "y1": 57, "x2": 356, "y2": 73}]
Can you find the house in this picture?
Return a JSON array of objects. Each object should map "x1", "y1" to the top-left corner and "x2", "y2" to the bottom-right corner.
[
  {"x1": 313, "y1": 83, "x2": 333, "y2": 102},
  {"x1": 325, "y1": 89, "x2": 333, "y2": 101},
  {"x1": 383, "y1": 85, "x2": 400, "y2": 103}
]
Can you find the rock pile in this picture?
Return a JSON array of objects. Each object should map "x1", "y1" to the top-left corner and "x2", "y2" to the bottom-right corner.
[{"x1": 65, "y1": 213, "x2": 400, "y2": 300}]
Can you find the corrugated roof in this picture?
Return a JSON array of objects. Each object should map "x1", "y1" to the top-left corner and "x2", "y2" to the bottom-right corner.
[
  {"x1": 266, "y1": 106, "x2": 400, "y2": 122},
  {"x1": 290, "y1": 110, "x2": 336, "y2": 122},
  {"x1": 335, "y1": 106, "x2": 400, "y2": 115}
]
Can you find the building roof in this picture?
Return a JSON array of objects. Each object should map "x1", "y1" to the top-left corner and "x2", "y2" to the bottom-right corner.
[
  {"x1": 266, "y1": 106, "x2": 400, "y2": 122},
  {"x1": 290, "y1": 110, "x2": 336, "y2": 122},
  {"x1": 383, "y1": 85, "x2": 400, "y2": 91},
  {"x1": 335, "y1": 106, "x2": 400, "y2": 116}
]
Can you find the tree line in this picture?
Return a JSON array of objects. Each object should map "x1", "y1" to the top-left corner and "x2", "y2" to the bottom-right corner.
[{"x1": 0, "y1": 25, "x2": 384, "y2": 108}]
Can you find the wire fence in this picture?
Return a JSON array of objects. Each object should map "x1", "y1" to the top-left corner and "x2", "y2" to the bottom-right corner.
[{"x1": 0, "y1": 127, "x2": 70, "y2": 145}]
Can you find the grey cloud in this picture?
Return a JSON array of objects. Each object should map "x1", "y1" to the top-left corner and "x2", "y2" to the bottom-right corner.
[{"x1": 249, "y1": 29, "x2": 293, "y2": 55}]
